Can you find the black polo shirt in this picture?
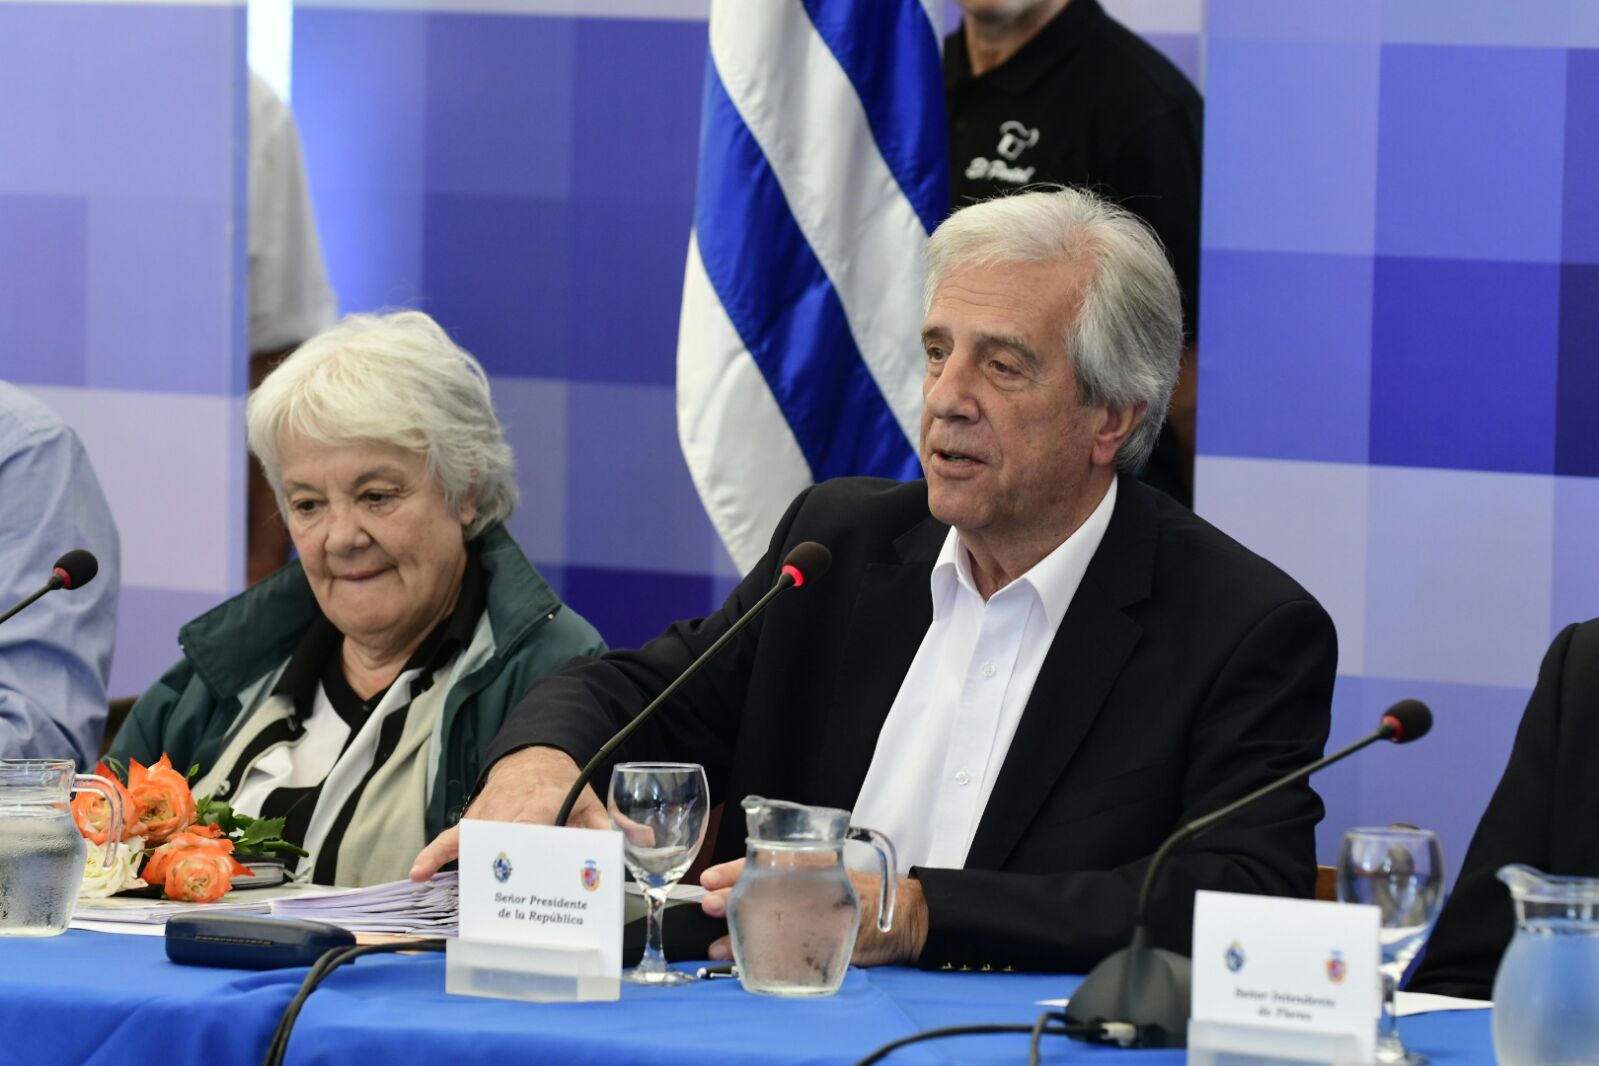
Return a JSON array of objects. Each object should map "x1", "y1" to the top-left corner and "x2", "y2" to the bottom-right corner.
[
  {"x1": 945, "y1": 0, "x2": 1202, "y2": 335},
  {"x1": 945, "y1": 0, "x2": 1203, "y2": 504}
]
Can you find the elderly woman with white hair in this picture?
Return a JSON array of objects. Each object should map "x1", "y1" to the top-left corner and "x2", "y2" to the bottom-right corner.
[{"x1": 111, "y1": 311, "x2": 604, "y2": 886}]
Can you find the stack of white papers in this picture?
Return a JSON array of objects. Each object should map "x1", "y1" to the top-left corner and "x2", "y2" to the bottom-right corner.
[
  {"x1": 269, "y1": 872, "x2": 459, "y2": 936},
  {"x1": 71, "y1": 882, "x2": 310, "y2": 934}
]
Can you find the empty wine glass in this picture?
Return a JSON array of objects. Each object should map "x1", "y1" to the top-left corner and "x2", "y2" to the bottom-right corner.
[
  {"x1": 1336, "y1": 827, "x2": 1445, "y2": 1064},
  {"x1": 608, "y1": 762, "x2": 709, "y2": 985}
]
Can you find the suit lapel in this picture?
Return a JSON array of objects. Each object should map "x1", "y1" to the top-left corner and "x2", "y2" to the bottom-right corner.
[
  {"x1": 965, "y1": 477, "x2": 1157, "y2": 870},
  {"x1": 823, "y1": 516, "x2": 947, "y2": 807}
]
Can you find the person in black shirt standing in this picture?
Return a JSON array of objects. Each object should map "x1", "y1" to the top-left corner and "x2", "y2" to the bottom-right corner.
[{"x1": 947, "y1": 0, "x2": 1202, "y2": 505}]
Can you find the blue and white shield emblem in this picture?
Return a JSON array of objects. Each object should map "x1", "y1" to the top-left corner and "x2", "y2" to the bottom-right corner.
[
  {"x1": 1225, "y1": 940, "x2": 1246, "y2": 973},
  {"x1": 492, "y1": 851, "x2": 512, "y2": 883}
]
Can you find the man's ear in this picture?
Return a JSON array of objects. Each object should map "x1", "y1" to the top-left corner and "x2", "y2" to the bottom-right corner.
[
  {"x1": 1090, "y1": 403, "x2": 1145, "y2": 468},
  {"x1": 459, "y1": 492, "x2": 479, "y2": 529}
]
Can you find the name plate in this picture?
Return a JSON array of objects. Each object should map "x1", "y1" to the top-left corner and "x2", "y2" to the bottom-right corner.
[
  {"x1": 450, "y1": 819, "x2": 623, "y2": 1002},
  {"x1": 1190, "y1": 890, "x2": 1379, "y2": 1064}
]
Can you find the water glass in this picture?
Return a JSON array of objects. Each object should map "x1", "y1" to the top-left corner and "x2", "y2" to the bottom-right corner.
[
  {"x1": 608, "y1": 762, "x2": 708, "y2": 985},
  {"x1": 1336, "y1": 827, "x2": 1444, "y2": 1065}
]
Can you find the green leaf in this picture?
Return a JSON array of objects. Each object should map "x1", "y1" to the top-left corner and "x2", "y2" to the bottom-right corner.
[
  {"x1": 187, "y1": 763, "x2": 201, "y2": 782},
  {"x1": 180, "y1": 794, "x2": 308, "y2": 859},
  {"x1": 236, "y1": 817, "x2": 289, "y2": 848},
  {"x1": 102, "y1": 756, "x2": 126, "y2": 784},
  {"x1": 193, "y1": 795, "x2": 240, "y2": 834}
]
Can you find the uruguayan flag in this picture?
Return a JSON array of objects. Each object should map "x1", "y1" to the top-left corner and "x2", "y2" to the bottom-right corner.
[{"x1": 677, "y1": 0, "x2": 948, "y2": 572}]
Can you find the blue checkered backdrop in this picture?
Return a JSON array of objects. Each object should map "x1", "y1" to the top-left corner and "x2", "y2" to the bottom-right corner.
[
  {"x1": 0, "y1": 0, "x2": 248, "y2": 700},
  {"x1": 1196, "y1": 2, "x2": 1599, "y2": 881}
]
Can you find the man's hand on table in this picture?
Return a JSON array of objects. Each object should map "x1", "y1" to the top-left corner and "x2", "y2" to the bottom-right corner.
[
  {"x1": 408, "y1": 746, "x2": 608, "y2": 882},
  {"x1": 697, "y1": 858, "x2": 929, "y2": 967}
]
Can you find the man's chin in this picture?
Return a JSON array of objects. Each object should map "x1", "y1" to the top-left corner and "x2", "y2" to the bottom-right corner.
[{"x1": 926, "y1": 488, "x2": 982, "y2": 531}]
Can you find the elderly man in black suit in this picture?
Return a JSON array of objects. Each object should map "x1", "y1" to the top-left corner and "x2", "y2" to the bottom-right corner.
[
  {"x1": 411, "y1": 186, "x2": 1336, "y2": 973},
  {"x1": 1408, "y1": 618, "x2": 1599, "y2": 998}
]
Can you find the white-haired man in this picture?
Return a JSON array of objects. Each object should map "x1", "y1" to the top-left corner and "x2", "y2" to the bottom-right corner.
[{"x1": 413, "y1": 187, "x2": 1335, "y2": 972}]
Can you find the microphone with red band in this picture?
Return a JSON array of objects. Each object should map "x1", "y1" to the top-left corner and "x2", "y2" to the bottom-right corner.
[
  {"x1": 51, "y1": 549, "x2": 99, "y2": 591},
  {"x1": 1064, "y1": 698, "x2": 1435, "y2": 1049},
  {"x1": 0, "y1": 549, "x2": 101, "y2": 627},
  {"x1": 553, "y1": 541, "x2": 832, "y2": 826},
  {"x1": 1377, "y1": 699, "x2": 1431, "y2": 744},
  {"x1": 776, "y1": 541, "x2": 829, "y2": 591}
]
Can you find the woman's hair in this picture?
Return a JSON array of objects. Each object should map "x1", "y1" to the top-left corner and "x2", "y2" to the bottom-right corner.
[
  {"x1": 923, "y1": 185, "x2": 1184, "y2": 470},
  {"x1": 247, "y1": 310, "x2": 517, "y2": 539}
]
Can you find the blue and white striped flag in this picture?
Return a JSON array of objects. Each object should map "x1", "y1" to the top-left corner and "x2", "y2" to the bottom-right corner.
[{"x1": 676, "y1": 0, "x2": 949, "y2": 572}]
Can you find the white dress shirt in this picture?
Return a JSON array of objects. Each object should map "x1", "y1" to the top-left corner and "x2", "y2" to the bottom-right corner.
[{"x1": 849, "y1": 479, "x2": 1117, "y2": 876}]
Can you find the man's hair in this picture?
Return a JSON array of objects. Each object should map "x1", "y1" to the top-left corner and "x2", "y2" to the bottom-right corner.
[
  {"x1": 246, "y1": 310, "x2": 517, "y2": 539},
  {"x1": 923, "y1": 185, "x2": 1183, "y2": 470}
]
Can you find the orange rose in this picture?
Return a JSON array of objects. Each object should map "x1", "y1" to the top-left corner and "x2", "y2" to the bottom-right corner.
[
  {"x1": 142, "y1": 827, "x2": 245, "y2": 888},
  {"x1": 127, "y1": 754, "x2": 196, "y2": 845},
  {"x1": 163, "y1": 850, "x2": 236, "y2": 903},
  {"x1": 70, "y1": 762, "x2": 144, "y2": 845}
]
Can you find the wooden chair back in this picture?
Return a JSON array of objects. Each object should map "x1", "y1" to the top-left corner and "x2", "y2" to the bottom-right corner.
[{"x1": 99, "y1": 697, "x2": 136, "y2": 758}]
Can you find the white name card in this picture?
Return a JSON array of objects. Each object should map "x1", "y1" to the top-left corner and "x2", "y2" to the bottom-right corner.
[
  {"x1": 1190, "y1": 890, "x2": 1379, "y2": 1064},
  {"x1": 449, "y1": 819, "x2": 623, "y2": 1002}
]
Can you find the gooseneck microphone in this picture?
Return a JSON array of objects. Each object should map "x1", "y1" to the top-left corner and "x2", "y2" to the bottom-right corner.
[
  {"x1": 553, "y1": 541, "x2": 832, "y2": 827},
  {"x1": 1064, "y1": 699, "x2": 1434, "y2": 1049},
  {"x1": 0, "y1": 549, "x2": 101, "y2": 627}
]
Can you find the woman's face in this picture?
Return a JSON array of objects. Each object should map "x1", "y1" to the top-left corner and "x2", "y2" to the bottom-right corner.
[{"x1": 278, "y1": 434, "x2": 476, "y2": 661}]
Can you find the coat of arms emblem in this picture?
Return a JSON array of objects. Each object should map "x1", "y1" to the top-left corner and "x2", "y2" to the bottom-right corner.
[{"x1": 1225, "y1": 940, "x2": 1246, "y2": 973}]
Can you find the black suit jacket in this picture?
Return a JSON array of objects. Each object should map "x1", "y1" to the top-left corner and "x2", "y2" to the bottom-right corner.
[
  {"x1": 1407, "y1": 618, "x2": 1599, "y2": 998},
  {"x1": 488, "y1": 476, "x2": 1335, "y2": 971}
]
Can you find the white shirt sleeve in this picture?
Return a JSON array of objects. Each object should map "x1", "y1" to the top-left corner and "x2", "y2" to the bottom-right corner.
[{"x1": 248, "y1": 71, "x2": 338, "y2": 354}]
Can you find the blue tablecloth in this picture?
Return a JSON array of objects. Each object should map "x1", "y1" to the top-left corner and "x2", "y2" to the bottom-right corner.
[{"x1": 0, "y1": 931, "x2": 1493, "y2": 1065}]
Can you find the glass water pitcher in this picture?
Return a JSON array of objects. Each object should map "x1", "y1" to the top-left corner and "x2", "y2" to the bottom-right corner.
[
  {"x1": 1492, "y1": 864, "x2": 1599, "y2": 1065},
  {"x1": 0, "y1": 759, "x2": 123, "y2": 936},
  {"x1": 726, "y1": 795, "x2": 896, "y2": 997}
]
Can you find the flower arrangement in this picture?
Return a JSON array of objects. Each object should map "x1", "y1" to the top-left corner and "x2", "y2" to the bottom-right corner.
[{"x1": 71, "y1": 754, "x2": 306, "y2": 903}]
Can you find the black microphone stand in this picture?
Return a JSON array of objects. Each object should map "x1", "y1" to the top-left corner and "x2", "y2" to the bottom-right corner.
[
  {"x1": 0, "y1": 571, "x2": 66, "y2": 626},
  {"x1": 553, "y1": 566, "x2": 806, "y2": 827},
  {"x1": 1064, "y1": 717, "x2": 1415, "y2": 1048},
  {"x1": 0, "y1": 550, "x2": 99, "y2": 627}
]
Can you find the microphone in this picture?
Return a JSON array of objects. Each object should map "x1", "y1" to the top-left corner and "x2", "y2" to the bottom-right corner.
[
  {"x1": 1064, "y1": 699, "x2": 1434, "y2": 1048},
  {"x1": 553, "y1": 541, "x2": 832, "y2": 826},
  {"x1": 0, "y1": 549, "x2": 101, "y2": 627}
]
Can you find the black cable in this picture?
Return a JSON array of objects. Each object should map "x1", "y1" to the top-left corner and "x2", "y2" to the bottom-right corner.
[
  {"x1": 853, "y1": 1017, "x2": 1092, "y2": 1066},
  {"x1": 264, "y1": 941, "x2": 446, "y2": 1064},
  {"x1": 262, "y1": 944, "x2": 360, "y2": 1066},
  {"x1": 262, "y1": 938, "x2": 448, "y2": 1066},
  {"x1": 1028, "y1": 1010, "x2": 1072, "y2": 1066}
]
